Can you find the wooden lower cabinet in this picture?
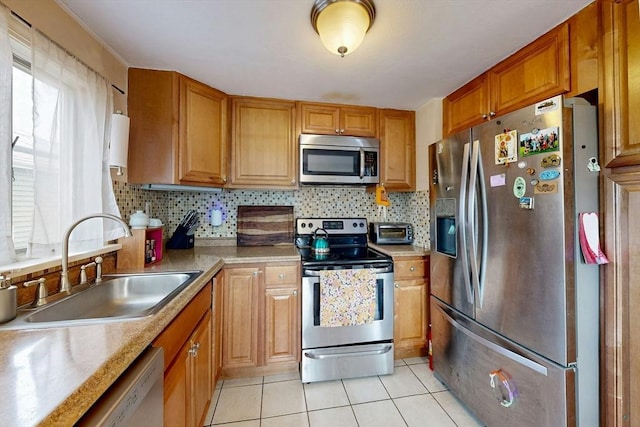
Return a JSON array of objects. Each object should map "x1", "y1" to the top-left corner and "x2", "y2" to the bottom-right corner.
[
  {"x1": 393, "y1": 256, "x2": 429, "y2": 359},
  {"x1": 153, "y1": 282, "x2": 213, "y2": 427},
  {"x1": 221, "y1": 262, "x2": 300, "y2": 378}
]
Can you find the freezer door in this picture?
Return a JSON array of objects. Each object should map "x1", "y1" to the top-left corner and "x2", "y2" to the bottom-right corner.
[
  {"x1": 431, "y1": 298, "x2": 576, "y2": 427},
  {"x1": 471, "y1": 97, "x2": 579, "y2": 366},
  {"x1": 430, "y1": 130, "x2": 474, "y2": 318}
]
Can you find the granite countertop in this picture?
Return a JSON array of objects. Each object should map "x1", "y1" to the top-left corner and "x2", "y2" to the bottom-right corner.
[
  {"x1": 0, "y1": 244, "x2": 300, "y2": 426},
  {"x1": 370, "y1": 243, "x2": 430, "y2": 258}
]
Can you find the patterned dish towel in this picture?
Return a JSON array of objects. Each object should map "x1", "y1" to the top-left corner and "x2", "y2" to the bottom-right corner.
[{"x1": 319, "y1": 269, "x2": 377, "y2": 327}]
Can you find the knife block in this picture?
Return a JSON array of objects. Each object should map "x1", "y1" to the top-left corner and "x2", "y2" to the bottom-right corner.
[
  {"x1": 166, "y1": 226, "x2": 195, "y2": 249},
  {"x1": 117, "y1": 227, "x2": 164, "y2": 269}
]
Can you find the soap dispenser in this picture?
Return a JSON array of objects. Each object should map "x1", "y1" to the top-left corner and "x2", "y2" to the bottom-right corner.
[{"x1": 0, "y1": 275, "x2": 16, "y2": 323}]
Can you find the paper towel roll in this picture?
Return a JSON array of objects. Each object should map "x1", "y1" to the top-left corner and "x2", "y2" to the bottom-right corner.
[
  {"x1": 211, "y1": 209, "x2": 223, "y2": 227},
  {"x1": 109, "y1": 113, "x2": 130, "y2": 168}
]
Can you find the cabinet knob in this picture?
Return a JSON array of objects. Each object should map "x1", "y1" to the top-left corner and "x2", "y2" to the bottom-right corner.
[
  {"x1": 394, "y1": 283, "x2": 399, "y2": 288},
  {"x1": 489, "y1": 111, "x2": 496, "y2": 117},
  {"x1": 223, "y1": 177, "x2": 227, "y2": 183},
  {"x1": 410, "y1": 266, "x2": 415, "y2": 272},
  {"x1": 482, "y1": 114, "x2": 488, "y2": 119},
  {"x1": 292, "y1": 290, "x2": 298, "y2": 296},
  {"x1": 279, "y1": 273, "x2": 285, "y2": 279},
  {"x1": 335, "y1": 129, "x2": 340, "y2": 134}
]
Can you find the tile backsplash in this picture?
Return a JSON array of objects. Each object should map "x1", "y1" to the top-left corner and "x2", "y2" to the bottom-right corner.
[{"x1": 113, "y1": 183, "x2": 431, "y2": 248}]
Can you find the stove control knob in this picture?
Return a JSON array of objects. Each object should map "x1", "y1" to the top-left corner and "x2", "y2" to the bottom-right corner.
[
  {"x1": 308, "y1": 222, "x2": 314, "y2": 229},
  {"x1": 353, "y1": 222, "x2": 358, "y2": 228},
  {"x1": 301, "y1": 223, "x2": 306, "y2": 228},
  {"x1": 359, "y1": 222, "x2": 365, "y2": 228}
]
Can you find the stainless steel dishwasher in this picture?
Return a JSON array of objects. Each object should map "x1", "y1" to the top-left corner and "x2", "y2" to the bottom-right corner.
[{"x1": 78, "y1": 347, "x2": 164, "y2": 426}]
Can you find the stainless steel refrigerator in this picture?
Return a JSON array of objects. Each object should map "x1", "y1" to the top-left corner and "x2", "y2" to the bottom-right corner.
[{"x1": 430, "y1": 96, "x2": 600, "y2": 426}]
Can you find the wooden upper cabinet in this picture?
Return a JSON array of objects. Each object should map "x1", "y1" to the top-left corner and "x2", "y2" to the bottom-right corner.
[
  {"x1": 442, "y1": 74, "x2": 490, "y2": 137},
  {"x1": 567, "y1": 1, "x2": 598, "y2": 98},
  {"x1": 229, "y1": 97, "x2": 297, "y2": 189},
  {"x1": 442, "y1": 23, "x2": 570, "y2": 137},
  {"x1": 127, "y1": 68, "x2": 228, "y2": 186},
  {"x1": 299, "y1": 102, "x2": 377, "y2": 137},
  {"x1": 601, "y1": 0, "x2": 640, "y2": 167},
  {"x1": 489, "y1": 22, "x2": 570, "y2": 116},
  {"x1": 378, "y1": 109, "x2": 416, "y2": 191}
]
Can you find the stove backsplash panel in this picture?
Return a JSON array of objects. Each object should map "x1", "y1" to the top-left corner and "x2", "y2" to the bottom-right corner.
[{"x1": 113, "y1": 182, "x2": 430, "y2": 248}]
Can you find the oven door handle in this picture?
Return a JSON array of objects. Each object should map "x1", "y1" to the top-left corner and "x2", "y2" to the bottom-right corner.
[
  {"x1": 303, "y1": 265, "x2": 393, "y2": 276},
  {"x1": 304, "y1": 345, "x2": 393, "y2": 360}
]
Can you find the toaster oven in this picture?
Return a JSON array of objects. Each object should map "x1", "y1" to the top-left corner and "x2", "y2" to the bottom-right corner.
[{"x1": 369, "y1": 222, "x2": 414, "y2": 245}]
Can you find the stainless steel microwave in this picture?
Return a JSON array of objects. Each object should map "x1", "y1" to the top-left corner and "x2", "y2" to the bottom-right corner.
[{"x1": 299, "y1": 134, "x2": 380, "y2": 185}]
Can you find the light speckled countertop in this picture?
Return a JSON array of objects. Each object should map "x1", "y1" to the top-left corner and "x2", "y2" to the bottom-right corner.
[
  {"x1": 369, "y1": 243, "x2": 430, "y2": 258},
  {"x1": 0, "y1": 244, "x2": 299, "y2": 426}
]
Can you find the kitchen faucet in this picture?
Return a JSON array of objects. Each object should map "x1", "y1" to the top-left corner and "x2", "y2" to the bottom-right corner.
[{"x1": 60, "y1": 213, "x2": 132, "y2": 294}]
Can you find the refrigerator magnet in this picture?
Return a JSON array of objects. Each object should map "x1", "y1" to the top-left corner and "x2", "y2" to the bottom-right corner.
[
  {"x1": 519, "y1": 127, "x2": 560, "y2": 157},
  {"x1": 494, "y1": 130, "x2": 518, "y2": 165},
  {"x1": 534, "y1": 182, "x2": 558, "y2": 194},
  {"x1": 513, "y1": 177, "x2": 526, "y2": 198},
  {"x1": 519, "y1": 196, "x2": 535, "y2": 210}
]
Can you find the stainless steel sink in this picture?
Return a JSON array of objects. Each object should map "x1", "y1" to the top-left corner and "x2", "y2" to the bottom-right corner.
[{"x1": 1, "y1": 271, "x2": 202, "y2": 329}]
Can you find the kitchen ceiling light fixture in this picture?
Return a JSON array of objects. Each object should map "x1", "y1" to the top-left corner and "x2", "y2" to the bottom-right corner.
[{"x1": 311, "y1": 0, "x2": 376, "y2": 58}]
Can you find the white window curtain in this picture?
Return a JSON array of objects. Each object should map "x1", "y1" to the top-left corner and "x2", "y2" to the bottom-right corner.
[
  {"x1": 28, "y1": 28, "x2": 123, "y2": 258},
  {"x1": 0, "y1": 5, "x2": 16, "y2": 264}
]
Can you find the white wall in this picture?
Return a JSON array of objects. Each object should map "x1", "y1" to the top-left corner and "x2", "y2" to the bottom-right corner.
[{"x1": 415, "y1": 98, "x2": 443, "y2": 191}]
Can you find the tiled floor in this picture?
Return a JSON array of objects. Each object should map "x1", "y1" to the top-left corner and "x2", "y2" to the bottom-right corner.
[{"x1": 203, "y1": 357, "x2": 485, "y2": 427}]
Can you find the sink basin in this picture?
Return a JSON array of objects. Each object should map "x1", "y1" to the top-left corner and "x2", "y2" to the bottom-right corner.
[{"x1": 2, "y1": 271, "x2": 202, "y2": 329}]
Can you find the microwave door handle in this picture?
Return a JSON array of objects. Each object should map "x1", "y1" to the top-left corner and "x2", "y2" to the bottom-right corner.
[{"x1": 359, "y1": 148, "x2": 365, "y2": 178}]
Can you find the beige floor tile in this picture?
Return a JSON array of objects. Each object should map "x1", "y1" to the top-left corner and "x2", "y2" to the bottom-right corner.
[
  {"x1": 403, "y1": 356, "x2": 429, "y2": 365},
  {"x1": 212, "y1": 384, "x2": 262, "y2": 424},
  {"x1": 222, "y1": 376, "x2": 263, "y2": 388},
  {"x1": 407, "y1": 362, "x2": 448, "y2": 392},
  {"x1": 203, "y1": 387, "x2": 221, "y2": 426},
  {"x1": 379, "y1": 365, "x2": 427, "y2": 398},
  {"x1": 394, "y1": 359, "x2": 407, "y2": 367},
  {"x1": 342, "y1": 376, "x2": 390, "y2": 404},
  {"x1": 262, "y1": 380, "x2": 307, "y2": 418},
  {"x1": 308, "y1": 406, "x2": 358, "y2": 427},
  {"x1": 261, "y1": 412, "x2": 309, "y2": 427},
  {"x1": 304, "y1": 380, "x2": 350, "y2": 411},
  {"x1": 394, "y1": 394, "x2": 456, "y2": 427},
  {"x1": 432, "y1": 391, "x2": 485, "y2": 427},
  {"x1": 352, "y1": 400, "x2": 407, "y2": 427},
  {"x1": 264, "y1": 371, "x2": 301, "y2": 384},
  {"x1": 211, "y1": 421, "x2": 260, "y2": 427}
]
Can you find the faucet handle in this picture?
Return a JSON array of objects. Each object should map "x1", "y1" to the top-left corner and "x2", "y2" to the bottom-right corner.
[
  {"x1": 24, "y1": 278, "x2": 48, "y2": 307},
  {"x1": 95, "y1": 256, "x2": 103, "y2": 283}
]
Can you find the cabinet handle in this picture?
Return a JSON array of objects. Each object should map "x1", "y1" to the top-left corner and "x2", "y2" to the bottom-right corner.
[
  {"x1": 394, "y1": 283, "x2": 400, "y2": 288},
  {"x1": 279, "y1": 273, "x2": 285, "y2": 279},
  {"x1": 293, "y1": 290, "x2": 298, "y2": 296},
  {"x1": 335, "y1": 129, "x2": 340, "y2": 134},
  {"x1": 489, "y1": 111, "x2": 496, "y2": 117},
  {"x1": 482, "y1": 114, "x2": 488, "y2": 119},
  {"x1": 189, "y1": 341, "x2": 201, "y2": 357},
  {"x1": 223, "y1": 177, "x2": 227, "y2": 183},
  {"x1": 253, "y1": 271, "x2": 262, "y2": 276},
  {"x1": 410, "y1": 266, "x2": 415, "y2": 272}
]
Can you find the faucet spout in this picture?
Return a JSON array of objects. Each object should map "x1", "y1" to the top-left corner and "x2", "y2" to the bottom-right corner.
[{"x1": 60, "y1": 213, "x2": 132, "y2": 294}]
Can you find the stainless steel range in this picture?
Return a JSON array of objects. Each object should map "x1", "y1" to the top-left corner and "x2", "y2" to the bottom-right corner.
[{"x1": 295, "y1": 217, "x2": 394, "y2": 383}]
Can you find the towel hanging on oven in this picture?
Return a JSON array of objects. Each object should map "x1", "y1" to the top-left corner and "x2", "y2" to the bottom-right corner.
[{"x1": 319, "y1": 269, "x2": 377, "y2": 327}]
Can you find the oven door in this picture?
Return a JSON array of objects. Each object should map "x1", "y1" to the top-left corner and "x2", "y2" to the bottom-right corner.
[{"x1": 301, "y1": 267, "x2": 394, "y2": 349}]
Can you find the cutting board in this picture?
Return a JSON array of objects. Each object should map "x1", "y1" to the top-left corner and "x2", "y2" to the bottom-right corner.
[{"x1": 237, "y1": 206, "x2": 294, "y2": 246}]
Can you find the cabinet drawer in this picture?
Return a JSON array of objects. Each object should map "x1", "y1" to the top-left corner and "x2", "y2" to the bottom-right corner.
[
  {"x1": 394, "y1": 258, "x2": 426, "y2": 279},
  {"x1": 265, "y1": 264, "x2": 299, "y2": 287}
]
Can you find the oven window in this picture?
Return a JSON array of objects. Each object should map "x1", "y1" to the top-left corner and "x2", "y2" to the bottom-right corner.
[
  {"x1": 379, "y1": 228, "x2": 407, "y2": 239},
  {"x1": 313, "y1": 278, "x2": 384, "y2": 326},
  {"x1": 303, "y1": 149, "x2": 359, "y2": 176}
]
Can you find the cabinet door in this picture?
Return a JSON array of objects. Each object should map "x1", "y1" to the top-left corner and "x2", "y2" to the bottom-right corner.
[
  {"x1": 340, "y1": 106, "x2": 377, "y2": 137},
  {"x1": 566, "y1": 2, "x2": 598, "y2": 98},
  {"x1": 299, "y1": 103, "x2": 340, "y2": 135},
  {"x1": 191, "y1": 311, "x2": 212, "y2": 427},
  {"x1": 222, "y1": 267, "x2": 261, "y2": 369},
  {"x1": 602, "y1": 0, "x2": 640, "y2": 167},
  {"x1": 379, "y1": 109, "x2": 415, "y2": 191},
  {"x1": 394, "y1": 278, "x2": 428, "y2": 353},
  {"x1": 163, "y1": 340, "x2": 190, "y2": 427},
  {"x1": 490, "y1": 23, "x2": 570, "y2": 117},
  {"x1": 212, "y1": 273, "x2": 223, "y2": 385},
  {"x1": 264, "y1": 285, "x2": 300, "y2": 365},
  {"x1": 442, "y1": 73, "x2": 490, "y2": 137},
  {"x1": 230, "y1": 97, "x2": 297, "y2": 188},
  {"x1": 179, "y1": 76, "x2": 228, "y2": 185}
]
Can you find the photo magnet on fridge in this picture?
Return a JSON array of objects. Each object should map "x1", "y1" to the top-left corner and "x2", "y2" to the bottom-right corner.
[
  {"x1": 495, "y1": 130, "x2": 518, "y2": 165},
  {"x1": 519, "y1": 127, "x2": 560, "y2": 157}
]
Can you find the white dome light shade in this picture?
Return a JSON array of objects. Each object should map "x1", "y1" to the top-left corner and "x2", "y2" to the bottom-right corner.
[{"x1": 311, "y1": 0, "x2": 376, "y2": 57}]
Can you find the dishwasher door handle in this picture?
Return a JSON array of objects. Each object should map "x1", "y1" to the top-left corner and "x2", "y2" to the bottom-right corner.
[{"x1": 304, "y1": 345, "x2": 393, "y2": 360}]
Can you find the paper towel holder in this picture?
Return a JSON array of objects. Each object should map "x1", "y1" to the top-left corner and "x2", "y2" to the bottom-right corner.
[{"x1": 109, "y1": 111, "x2": 130, "y2": 176}]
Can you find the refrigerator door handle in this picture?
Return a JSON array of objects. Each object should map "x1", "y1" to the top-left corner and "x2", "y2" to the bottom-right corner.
[
  {"x1": 434, "y1": 300, "x2": 548, "y2": 376},
  {"x1": 459, "y1": 142, "x2": 474, "y2": 305},
  {"x1": 467, "y1": 140, "x2": 483, "y2": 307},
  {"x1": 476, "y1": 141, "x2": 488, "y2": 306}
]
